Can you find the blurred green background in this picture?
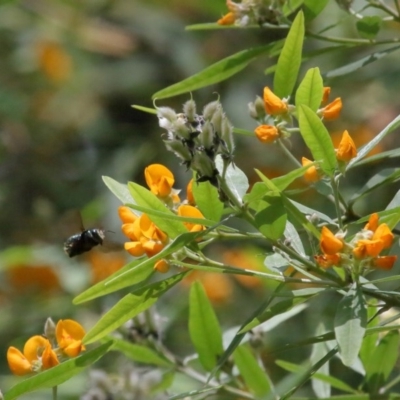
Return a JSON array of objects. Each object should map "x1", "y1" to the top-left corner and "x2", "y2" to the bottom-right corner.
[{"x1": 1, "y1": 0, "x2": 400, "y2": 398}]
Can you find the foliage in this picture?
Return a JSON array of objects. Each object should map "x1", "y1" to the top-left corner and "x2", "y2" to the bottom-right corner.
[{"x1": 4, "y1": 0, "x2": 400, "y2": 399}]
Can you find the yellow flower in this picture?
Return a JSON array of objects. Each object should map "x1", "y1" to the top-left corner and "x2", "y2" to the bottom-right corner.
[
  {"x1": 177, "y1": 205, "x2": 205, "y2": 232},
  {"x1": 154, "y1": 259, "x2": 170, "y2": 273},
  {"x1": 321, "y1": 97, "x2": 342, "y2": 120},
  {"x1": 56, "y1": 319, "x2": 86, "y2": 358},
  {"x1": 217, "y1": 12, "x2": 235, "y2": 25},
  {"x1": 320, "y1": 226, "x2": 344, "y2": 255},
  {"x1": 336, "y1": 130, "x2": 357, "y2": 162},
  {"x1": 144, "y1": 164, "x2": 175, "y2": 198},
  {"x1": 353, "y1": 239, "x2": 384, "y2": 259},
  {"x1": 373, "y1": 223, "x2": 394, "y2": 249},
  {"x1": 254, "y1": 125, "x2": 280, "y2": 143},
  {"x1": 263, "y1": 87, "x2": 288, "y2": 115},
  {"x1": 302, "y1": 157, "x2": 320, "y2": 183},
  {"x1": 7, "y1": 336, "x2": 59, "y2": 376},
  {"x1": 315, "y1": 254, "x2": 341, "y2": 268},
  {"x1": 322, "y1": 87, "x2": 331, "y2": 105}
]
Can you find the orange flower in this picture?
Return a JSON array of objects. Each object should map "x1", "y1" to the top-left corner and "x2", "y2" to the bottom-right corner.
[
  {"x1": 186, "y1": 179, "x2": 195, "y2": 205},
  {"x1": 177, "y1": 205, "x2": 205, "y2": 232},
  {"x1": 322, "y1": 87, "x2": 331, "y2": 104},
  {"x1": 373, "y1": 223, "x2": 394, "y2": 249},
  {"x1": 336, "y1": 130, "x2": 357, "y2": 162},
  {"x1": 254, "y1": 125, "x2": 280, "y2": 143},
  {"x1": 217, "y1": 12, "x2": 235, "y2": 25},
  {"x1": 7, "y1": 336, "x2": 59, "y2": 376},
  {"x1": 263, "y1": 87, "x2": 288, "y2": 115},
  {"x1": 321, "y1": 97, "x2": 342, "y2": 120},
  {"x1": 154, "y1": 259, "x2": 170, "y2": 273},
  {"x1": 144, "y1": 164, "x2": 175, "y2": 198},
  {"x1": 373, "y1": 255, "x2": 397, "y2": 270},
  {"x1": 302, "y1": 157, "x2": 320, "y2": 183},
  {"x1": 118, "y1": 207, "x2": 169, "y2": 258},
  {"x1": 37, "y1": 41, "x2": 72, "y2": 83},
  {"x1": 320, "y1": 226, "x2": 344, "y2": 255},
  {"x1": 365, "y1": 213, "x2": 379, "y2": 232},
  {"x1": 353, "y1": 239, "x2": 384, "y2": 259},
  {"x1": 315, "y1": 254, "x2": 341, "y2": 268},
  {"x1": 56, "y1": 319, "x2": 86, "y2": 358}
]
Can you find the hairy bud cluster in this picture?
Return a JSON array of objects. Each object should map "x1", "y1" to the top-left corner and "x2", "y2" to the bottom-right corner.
[{"x1": 157, "y1": 99, "x2": 235, "y2": 186}]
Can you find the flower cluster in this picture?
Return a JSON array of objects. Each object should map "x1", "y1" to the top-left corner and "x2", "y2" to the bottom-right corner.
[
  {"x1": 316, "y1": 213, "x2": 397, "y2": 272},
  {"x1": 249, "y1": 85, "x2": 357, "y2": 183},
  {"x1": 119, "y1": 164, "x2": 206, "y2": 273},
  {"x1": 217, "y1": 0, "x2": 284, "y2": 27},
  {"x1": 7, "y1": 319, "x2": 85, "y2": 376},
  {"x1": 157, "y1": 99, "x2": 234, "y2": 187}
]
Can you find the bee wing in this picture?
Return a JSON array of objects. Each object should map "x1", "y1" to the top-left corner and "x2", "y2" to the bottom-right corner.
[{"x1": 100, "y1": 238, "x2": 124, "y2": 253}]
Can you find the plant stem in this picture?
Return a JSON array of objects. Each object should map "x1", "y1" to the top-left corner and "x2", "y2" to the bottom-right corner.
[
  {"x1": 277, "y1": 138, "x2": 301, "y2": 168},
  {"x1": 331, "y1": 176, "x2": 344, "y2": 230},
  {"x1": 52, "y1": 386, "x2": 57, "y2": 400}
]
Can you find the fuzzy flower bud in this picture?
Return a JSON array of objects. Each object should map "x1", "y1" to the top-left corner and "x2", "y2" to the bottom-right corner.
[
  {"x1": 164, "y1": 139, "x2": 193, "y2": 164},
  {"x1": 199, "y1": 120, "x2": 214, "y2": 150},
  {"x1": 203, "y1": 101, "x2": 221, "y2": 121},
  {"x1": 183, "y1": 99, "x2": 197, "y2": 122},
  {"x1": 220, "y1": 117, "x2": 234, "y2": 156},
  {"x1": 157, "y1": 107, "x2": 177, "y2": 131}
]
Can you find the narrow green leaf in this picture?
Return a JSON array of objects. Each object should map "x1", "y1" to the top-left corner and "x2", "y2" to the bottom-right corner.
[
  {"x1": 103, "y1": 176, "x2": 134, "y2": 204},
  {"x1": 240, "y1": 296, "x2": 311, "y2": 333},
  {"x1": 295, "y1": 67, "x2": 323, "y2": 111},
  {"x1": 73, "y1": 259, "x2": 154, "y2": 304},
  {"x1": 192, "y1": 180, "x2": 223, "y2": 222},
  {"x1": 298, "y1": 104, "x2": 337, "y2": 176},
  {"x1": 324, "y1": 46, "x2": 400, "y2": 80},
  {"x1": 356, "y1": 16, "x2": 382, "y2": 39},
  {"x1": 189, "y1": 281, "x2": 223, "y2": 371},
  {"x1": 359, "y1": 299, "x2": 379, "y2": 368},
  {"x1": 255, "y1": 194, "x2": 287, "y2": 240},
  {"x1": 282, "y1": 0, "x2": 304, "y2": 16},
  {"x1": 131, "y1": 105, "x2": 157, "y2": 115},
  {"x1": 303, "y1": 0, "x2": 329, "y2": 20},
  {"x1": 112, "y1": 338, "x2": 173, "y2": 367},
  {"x1": 273, "y1": 10, "x2": 304, "y2": 98},
  {"x1": 128, "y1": 182, "x2": 187, "y2": 238},
  {"x1": 349, "y1": 147, "x2": 400, "y2": 167},
  {"x1": 365, "y1": 330, "x2": 399, "y2": 393},
  {"x1": 276, "y1": 359, "x2": 357, "y2": 394},
  {"x1": 4, "y1": 342, "x2": 113, "y2": 400},
  {"x1": 233, "y1": 345, "x2": 271, "y2": 396},
  {"x1": 334, "y1": 283, "x2": 367, "y2": 367},
  {"x1": 349, "y1": 168, "x2": 400, "y2": 205},
  {"x1": 83, "y1": 273, "x2": 186, "y2": 344},
  {"x1": 153, "y1": 45, "x2": 274, "y2": 99}
]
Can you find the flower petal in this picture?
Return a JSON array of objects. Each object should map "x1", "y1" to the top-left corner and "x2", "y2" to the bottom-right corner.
[
  {"x1": 336, "y1": 130, "x2": 357, "y2": 162},
  {"x1": 320, "y1": 226, "x2": 344, "y2": 255},
  {"x1": 254, "y1": 125, "x2": 280, "y2": 143},
  {"x1": 7, "y1": 347, "x2": 32, "y2": 376},
  {"x1": 373, "y1": 223, "x2": 394, "y2": 249},
  {"x1": 263, "y1": 87, "x2": 288, "y2": 115}
]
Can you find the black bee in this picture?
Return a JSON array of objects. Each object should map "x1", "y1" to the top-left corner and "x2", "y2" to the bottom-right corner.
[{"x1": 64, "y1": 228, "x2": 105, "y2": 258}]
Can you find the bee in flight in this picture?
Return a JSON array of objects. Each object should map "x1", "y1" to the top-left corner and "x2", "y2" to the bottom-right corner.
[{"x1": 63, "y1": 228, "x2": 105, "y2": 258}]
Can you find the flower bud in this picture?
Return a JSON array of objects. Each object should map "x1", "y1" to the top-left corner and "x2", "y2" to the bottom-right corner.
[
  {"x1": 44, "y1": 317, "x2": 56, "y2": 343},
  {"x1": 336, "y1": 130, "x2": 357, "y2": 162},
  {"x1": 199, "y1": 120, "x2": 215, "y2": 150},
  {"x1": 211, "y1": 108, "x2": 224, "y2": 135},
  {"x1": 217, "y1": 12, "x2": 236, "y2": 25},
  {"x1": 220, "y1": 117, "x2": 234, "y2": 156},
  {"x1": 263, "y1": 87, "x2": 288, "y2": 115},
  {"x1": 192, "y1": 151, "x2": 217, "y2": 182},
  {"x1": 254, "y1": 125, "x2": 279, "y2": 143},
  {"x1": 203, "y1": 100, "x2": 221, "y2": 121},
  {"x1": 157, "y1": 107, "x2": 177, "y2": 130},
  {"x1": 302, "y1": 157, "x2": 320, "y2": 183},
  {"x1": 164, "y1": 139, "x2": 192, "y2": 164},
  {"x1": 154, "y1": 259, "x2": 170, "y2": 273},
  {"x1": 320, "y1": 97, "x2": 342, "y2": 120},
  {"x1": 173, "y1": 114, "x2": 191, "y2": 140},
  {"x1": 183, "y1": 99, "x2": 197, "y2": 122}
]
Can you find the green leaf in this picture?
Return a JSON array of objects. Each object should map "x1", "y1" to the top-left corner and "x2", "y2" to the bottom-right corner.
[
  {"x1": 303, "y1": 0, "x2": 329, "y2": 20},
  {"x1": 324, "y1": 46, "x2": 400, "y2": 80},
  {"x1": 273, "y1": 10, "x2": 304, "y2": 98},
  {"x1": 255, "y1": 194, "x2": 287, "y2": 240},
  {"x1": 83, "y1": 273, "x2": 186, "y2": 344},
  {"x1": 103, "y1": 176, "x2": 134, "y2": 204},
  {"x1": 240, "y1": 296, "x2": 312, "y2": 333},
  {"x1": 152, "y1": 45, "x2": 274, "y2": 99},
  {"x1": 4, "y1": 342, "x2": 113, "y2": 400},
  {"x1": 295, "y1": 67, "x2": 323, "y2": 111},
  {"x1": 349, "y1": 114, "x2": 400, "y2": 168},
  {"x1": 349, "y1": 168, "x2": 400, "y2": 206},
  {"x1": 359, "y1": 299, "x2": 379, "y2": 368},
  {"x1": 111, "y1": 338, "x2": 173, "y2": 367},
  {"x1": 349, "y1": 147, "x2": 400, "y2": 167},
  {"x1": 365, "y1": 330, "x2": 399, "y2": 393},
  {"x1": 189, "y1": 281, "x2": 223, "y2": 371},
  {"x1": 128, "y1": 182, "x2": 187, "y2": 238},
  {"x1": 73, "y1": 259, "x2": 154, "y2": 304},
  {"x1": 356, "y1": 16, "x2": 382, "y2": 39},
  {"x1": 334, "y1": 283, "x2": 367, "y2": 367},
  {"x1": 298, "y1": 104, "x2": 337, "y2": 176},
  {"x1": 131, "y1": 105, "x2": 157, "y2": 115},
  {"x1": 192, "y1": 180, "x2": 224, "y2": 222},
  {"x1": 215, "y1": 157, "x2": 249, "y2": 203},
  {"x1": 276, "y1": 359, "x2": 357, "y2": 394},
  {"x1": 233, "y1": 345, "x2": 271, "y2": 397},
  {"x1": 282, "y1": 0, "x2": 304, "y2": 16}
]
